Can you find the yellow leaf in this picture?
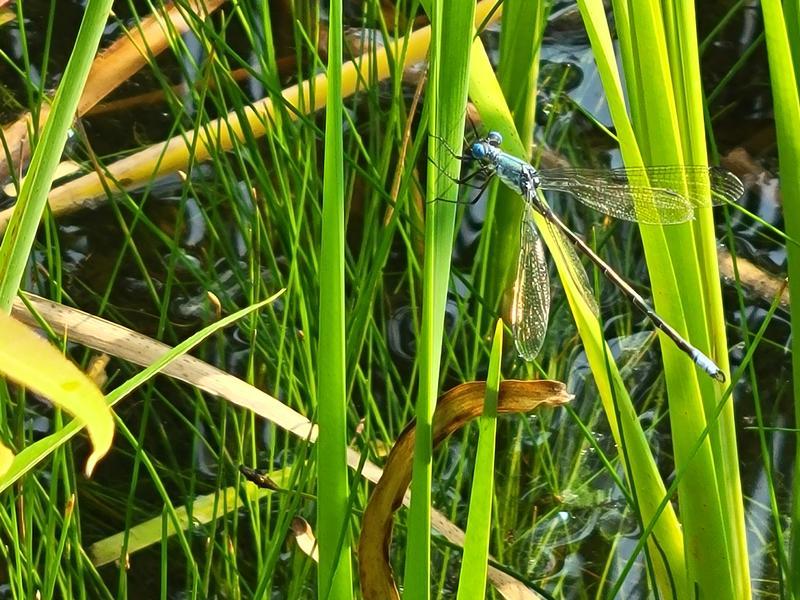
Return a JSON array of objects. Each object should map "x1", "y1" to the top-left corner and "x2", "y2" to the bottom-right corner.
[
  {"x1": 0, "y1": 313, "x2": 113, "y2": 475},
  {"x1": 0, "y1": 443, "x2": 13, "y2": 475}
]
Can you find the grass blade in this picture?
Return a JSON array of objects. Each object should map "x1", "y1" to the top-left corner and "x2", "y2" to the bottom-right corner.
[
  {"x1": 0, "y1": 0, "x2": 115, "y2": 311},
  {"x1": 317, "y1": 0, "x2": 354, "y2": 596},
  {"x1": 578, "y1": 0, "x2": 750, "y2": 595},
  {"x1": 759, "y1": 1, "x2": 800, "y2": 594},
  {"x1": 456, "y1": 320, "x2": 502, "y2": 599},
  {"x1": 0, "y1": 294, "x2": 280, "y2": 492},
  {"x1": 404, "y1": 1, "x2": 477, "y2": 596}
]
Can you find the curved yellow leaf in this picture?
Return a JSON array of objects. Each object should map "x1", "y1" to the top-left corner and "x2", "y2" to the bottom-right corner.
[{"x1": 0, "y1": 313, "x2": 113, "y2": 475}]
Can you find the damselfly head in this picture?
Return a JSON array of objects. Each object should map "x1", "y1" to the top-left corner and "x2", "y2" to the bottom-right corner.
[
  {"x1": 470, "y1": 141, "x2": 488, "y2": 159},
  {"x1": 470, "y1": 131, "x2": 503, "y2": 160}
]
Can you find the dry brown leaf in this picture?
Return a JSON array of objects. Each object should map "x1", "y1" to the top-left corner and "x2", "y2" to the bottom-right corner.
[
  {"x1": 291, "y1": 517, "x2": 319, "y2": 563},
  {"x1": 358, "y1": 380, "x2": 571, "y2": 600},
  {"x1": 718, "y1": 247, "x2": 789, "y2": 308},
  {"x1": 86, "y1": 353, "x2": 111, "y2": 388},
  {"x1": 12, "y1": 292, "x2": 314, "y2": 440}
]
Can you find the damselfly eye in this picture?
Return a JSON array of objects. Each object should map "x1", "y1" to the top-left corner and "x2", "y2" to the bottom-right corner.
[
  {"x1": 487, "y1": 131, "x2": 503, "y2": 146},
  {"x1": 470, "y1": 143, "x2": 486, "y2": 159}
]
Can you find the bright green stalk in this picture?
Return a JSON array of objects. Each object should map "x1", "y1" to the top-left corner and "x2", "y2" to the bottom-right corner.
[
  {"x1": 624, "y1": 2, "x2": 741, "y2": 595},
  {"x1": 578, "y1": 0, "x2": 746, "y2": 595},
  {"x1": 405, "y1": 1, "x2": 475, "y2": 597},
  {"x1": 582, "y1": 2, "x2": 733, "y2": 597},
  {"x1": 0, "y1": 0, "x2": 115, "y2": 312},
  {"x1": 671, "y1": 1, "x2": 749, "y2": 592},
  {"x1": 759, "y1": 1, "x2": 800, "y2": 595},
  {"x1": 784, "y1": 0, "x2": 800, "y2": 90},
  {"x1": 317, "y1": 0, "x2": 354, "y2": 596},
  {"x1": 456, "y1": 320, "x2": 501, "y2": 600}
]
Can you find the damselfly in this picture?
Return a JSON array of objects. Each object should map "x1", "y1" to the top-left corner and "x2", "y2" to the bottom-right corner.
[{"x1": 441, "y1": 131, "x2": 744, "y2": 382}]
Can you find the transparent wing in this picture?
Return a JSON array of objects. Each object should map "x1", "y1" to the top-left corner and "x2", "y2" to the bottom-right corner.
[
  {"x1": 540, "y1": 218, "x2": 600, "y2": 318},
  {"x1": 512, "y1": 208, "x2": 551, "y2": 361},
  {"x1": 538, "y1": 165, "x2": 744, "y2": 225}
]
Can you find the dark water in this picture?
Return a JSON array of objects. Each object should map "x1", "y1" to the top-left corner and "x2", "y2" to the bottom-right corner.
[{"x1": 0, "y1": 1, "x2": 791, "y2": 598}]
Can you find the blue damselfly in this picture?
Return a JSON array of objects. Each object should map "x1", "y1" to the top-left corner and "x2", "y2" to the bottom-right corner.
[{"x1": 440, "y1": 131, "x2": 744, "y2": 382}]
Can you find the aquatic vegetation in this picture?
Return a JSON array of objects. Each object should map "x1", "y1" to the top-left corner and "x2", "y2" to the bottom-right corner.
[{"x1": 0, "y1": 1, "x2": 793, "y2": 598}]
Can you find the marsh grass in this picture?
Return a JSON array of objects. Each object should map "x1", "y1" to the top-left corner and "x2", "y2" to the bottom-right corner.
[
  {"x1": 758, "y1": 2, "x2": 800, "y2": 595},
  {"x1": 0, "y1": 1, "x2": 791, "y2": 598}
]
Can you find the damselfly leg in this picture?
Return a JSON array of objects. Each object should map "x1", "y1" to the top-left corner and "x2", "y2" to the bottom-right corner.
[{"x1": 428, "y1": 133, "x2": 496, "y2": 205}]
